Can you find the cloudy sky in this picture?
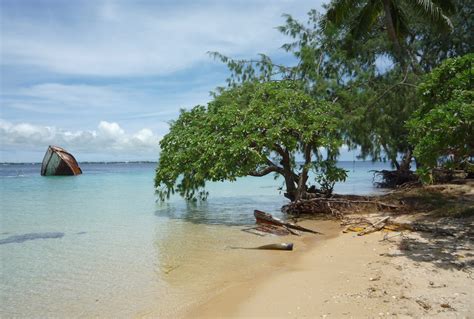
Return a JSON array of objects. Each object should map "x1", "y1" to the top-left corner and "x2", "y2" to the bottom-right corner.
[{"x1": 1, "y1": 0, "x2": 331, "y2": 162}]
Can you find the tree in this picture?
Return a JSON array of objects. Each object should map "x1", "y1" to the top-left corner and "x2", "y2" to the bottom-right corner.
[
  {"x1": 322, "y1": 0, "x2": 472, "y2": 175},
  {"x1": 155, "y1": 81, "x2": 346, "y2": 202},
  {"x1": 410, "y1": 0, "x2": 474, "y2": 73},
  {"x1": 324, "y1": 0, "x2": 455, "y2": 70},
  {"x1": 407, "y1": 54, "x2": 473, "y2": 173},
  {"x1": 209, "y1": 10, "x2": 416, "y2": 174},
  {"x1": 209, "y1": 3, "x2": 471, "y2": 183}
]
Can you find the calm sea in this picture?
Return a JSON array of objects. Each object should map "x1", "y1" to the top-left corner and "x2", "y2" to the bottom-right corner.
[{"x1": 0, "y1": 161, "x2": 390, "y2": 317}]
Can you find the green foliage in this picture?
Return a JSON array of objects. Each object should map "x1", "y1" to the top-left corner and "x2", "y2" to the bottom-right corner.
[
  {"x1": 313, "y1": 159, "x2": 348, "y2": 195},
  {"x1": 411, "y1": 0, "x2": 474, "y2": 72},
  {"x1": 322, "y1": 0, "x2": 470, "y2": 172},
  {"x1": 408, "y1": 54, "x2": 474, "y2": 170},
  {"x1": 155, "y1": 81, "x2": 344, "y2": 201},
  {"x1": 205, "y1": 0, "x2": 472, "y2": 193},
  {"x1": 324, "y1": 0, "x2": 455, "y2": 67},
  {"x1": 415, "y1": 167, "x2": 434, "y2": 184},
  {"x1": 417, "y1": 53, "x2": 473, "y2": 110}
]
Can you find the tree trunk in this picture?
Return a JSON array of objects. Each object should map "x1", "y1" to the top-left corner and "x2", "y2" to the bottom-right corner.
[
  {"x1": 283, "y1": 173, "x2": 297, "y2": 201},
  {"x1": 295, "y1": 144, "x2": 312, "y2": 201},
  {"x1": 278, "y1": 147, "x2": 298, "y2": 201},
  {"x1": 399, "y1": 149, "x2": 413, "y2": 172},
  {"x1": 383, "y1": 143, "x2": 400, "y2": 171},
  {"x1": 382, "y1": 0, "x2": 406, "y2": 70}
]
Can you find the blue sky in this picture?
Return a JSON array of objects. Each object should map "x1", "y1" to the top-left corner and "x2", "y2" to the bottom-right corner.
[{"x1": 1, "y1": 0, "x2": 358, "y2": 162}]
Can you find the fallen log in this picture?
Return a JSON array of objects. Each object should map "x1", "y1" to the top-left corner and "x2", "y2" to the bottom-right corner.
[{"x1": 254, "y1": 210, "x2": 321, "y2": 234}]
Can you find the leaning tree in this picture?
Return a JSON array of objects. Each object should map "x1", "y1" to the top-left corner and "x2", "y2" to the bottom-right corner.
[{"x1": 155, "y1": 81, "x2": 346, "y2": 202}]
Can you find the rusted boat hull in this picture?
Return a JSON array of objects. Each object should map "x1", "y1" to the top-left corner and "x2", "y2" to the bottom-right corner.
[{"x1": 41, "y1": 146, "x2": 82, "y2": 176}]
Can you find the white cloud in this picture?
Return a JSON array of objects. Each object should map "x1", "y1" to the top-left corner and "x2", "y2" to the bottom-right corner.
[
  {"x1": 0, "y1": 119, "x2": 161, "y2": 154},
  {"x1": 1, "y1": 0, "x2": 323, "y2": 76}
]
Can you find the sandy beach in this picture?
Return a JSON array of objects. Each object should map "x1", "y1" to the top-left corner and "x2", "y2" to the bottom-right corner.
[{"x1": 191, "y1": 214, "x2": 473, "y2": 318}]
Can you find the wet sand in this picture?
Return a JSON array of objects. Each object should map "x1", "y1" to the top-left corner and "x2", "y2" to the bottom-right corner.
[
  {"x1": 136, "y1": 219, "x2": 340, "y2": 318},
  {"x1": 190, "y1": 219, "x2": 473, "y2": 318}
]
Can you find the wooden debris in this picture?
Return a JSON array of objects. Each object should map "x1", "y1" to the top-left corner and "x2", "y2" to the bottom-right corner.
[
  {"x1": 358, "y1": 216, "x2": 390, "y2": 236},
  {"x1": 242, "y1": 225, "x2": 291, "y2": 237},
  {"x1": 416, "y1": 299, "x2": 431, "y2": 310},
  {"x1": 254, "y1": 210, "x2": 321, "y2": 234},
  {"x1": 282, "y1": 225, "x2": 301, "y2": 236}
]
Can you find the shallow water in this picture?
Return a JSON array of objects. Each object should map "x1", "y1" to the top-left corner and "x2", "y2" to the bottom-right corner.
[{"x1": 0, "y1": 161, "x2": 390, "y2": 317}]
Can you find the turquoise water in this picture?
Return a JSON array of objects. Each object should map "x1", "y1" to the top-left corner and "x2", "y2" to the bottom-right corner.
[{"x1": 0, "y1": 161, "x2": 390, "y2": 317}]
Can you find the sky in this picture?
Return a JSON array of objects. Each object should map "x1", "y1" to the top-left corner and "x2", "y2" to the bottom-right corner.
[{"x1": 0, "y1": 0, "x2": 360, "y2": 163}]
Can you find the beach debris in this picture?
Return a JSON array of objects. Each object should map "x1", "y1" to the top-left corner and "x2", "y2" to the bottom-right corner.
[
  {"x1": 162, "y1": 265, "x2": 180, "y2": 274},
  {"x1": 242, "y1": 210, "x2": 318, "y2": 236},
  {"x1": 241, "y1": 225, "x2": 291, "y2": 237},
  {"x1": 416, "y1": 299, "x2": 431, "y2": 310},
  {"x1": 254, "y1": 210, "x2": 321, "y2": 234},
  {"x1": 342, "y1": 216, "x2": 392, "y2": 236},
  {"x1": 228, "y1": 243, "x2": 294, "y2": 251},
  {"x1": 41, "y1": 145, "x2": 82, "y2": 176},
  {"x1": 440, "y1": 303, "x2": 453, "y2": 309},
  {"x1": 358, "y1": 216, "x2": 390, "y2": 236}
]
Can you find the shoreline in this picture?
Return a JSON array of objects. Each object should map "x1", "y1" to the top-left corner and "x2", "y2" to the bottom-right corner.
[
  {"x1": 138, "y1": 219, "x2": 342, "y2": 319},
  {"x1": 188, "y1": 214, "x2": 473, "y2": 318}
]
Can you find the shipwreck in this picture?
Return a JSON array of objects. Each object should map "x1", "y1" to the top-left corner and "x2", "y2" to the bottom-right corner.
[{"x1": 41, "y1": 145, "x2": 82, "y2": 176}]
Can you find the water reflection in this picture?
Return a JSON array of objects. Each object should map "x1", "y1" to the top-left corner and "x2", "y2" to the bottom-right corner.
[{"x1": 155, "y1": 195, "x2": 287, "y2": 226}]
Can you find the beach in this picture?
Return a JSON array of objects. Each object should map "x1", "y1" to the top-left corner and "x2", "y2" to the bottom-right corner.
[
  {"x1": 192, "y1": 216, "x2": 474, "y2": 318},
  {"x1": 1, "y1": 163, "x2": 472, "y2": 318}
]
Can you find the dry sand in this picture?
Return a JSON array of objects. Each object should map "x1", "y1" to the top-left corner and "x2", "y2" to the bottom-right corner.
[{"x1": 191, "y1": 219, "x2": 473, "y2": 318}]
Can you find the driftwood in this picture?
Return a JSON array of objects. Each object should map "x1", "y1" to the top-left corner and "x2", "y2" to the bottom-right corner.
[
  {"x1": 242, "y1": 224, "x2": 291, "y2": 237},
  {"x1": 358, "y1": 216, "x2": 390, "y2": 236},
  {"x1": 282, "y1": 225, "x2": 301, "y2": 236},
  {"x1": 254, "y1": 210, "x2": 321, "y2": 234}
]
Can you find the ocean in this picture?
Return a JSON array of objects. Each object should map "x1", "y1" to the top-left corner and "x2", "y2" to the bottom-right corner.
[{"x1": 0, "y1": 161, "x2": 391, "y2": 317}]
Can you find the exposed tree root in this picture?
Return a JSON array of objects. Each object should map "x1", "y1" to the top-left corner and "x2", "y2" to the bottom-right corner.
[
  {"x1": 373, "y1": 169, "x2": 418, "y2": 188},
  {"x1": 282, "y1": 194, "x2": 403, "y2": 218}
]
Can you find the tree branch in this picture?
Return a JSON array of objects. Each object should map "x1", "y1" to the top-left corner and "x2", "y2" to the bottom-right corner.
[{"x1": 249, "y1": 166, "x2": 281, "y2": 177}]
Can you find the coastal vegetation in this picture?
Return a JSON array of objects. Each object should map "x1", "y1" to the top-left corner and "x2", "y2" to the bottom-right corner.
[
  {"x1": 155, "y1": 0, "x2": 473, "y2": 200},
  {"x1": 155, "y1": 81, "x2": 346, "y2": 202},
  {"x1": 408, "y1": 54, "x2": 473, "y2": 181}
]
